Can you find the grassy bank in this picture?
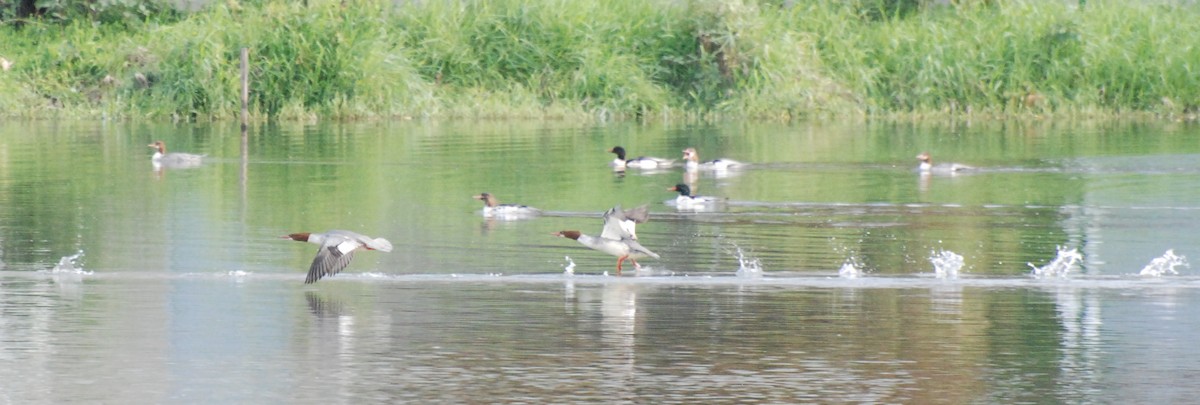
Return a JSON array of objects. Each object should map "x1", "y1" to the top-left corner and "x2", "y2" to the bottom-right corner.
[{"x1": 0, "y1": 0, "x2": 1197, "y2": 121}]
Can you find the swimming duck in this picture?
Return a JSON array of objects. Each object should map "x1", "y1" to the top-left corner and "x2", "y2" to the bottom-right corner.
[
  {"x1": 282, "y1": 230, "x2": 393, "y2": 284},
  {"x1": 916, "y1": 152, "x2": 974, "y2": 173},
  {"x1": 148, "y1": 140, "x2": 205, "y2": 168},
  {"x1": 682, "y1": 147, "x2": 742, "y2": 170},
  {"x1": 609, "y1": 146, "x2": 675, "y2": 169},
  {"x1": 667, "y1": 183, "x2": 724, "y2": 207},
  {"x1": 553, "y1": 205, "x2": 659, "y2": 275},
  {"x1": 473, "y1": 193, "x2": 541, "y2": 218}
]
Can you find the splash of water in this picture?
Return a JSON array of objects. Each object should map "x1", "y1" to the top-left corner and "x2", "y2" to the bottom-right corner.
[
  {"x1": 930, "y1": 249, "x2": 964, "y2": 279},
  {"x1": 52, "y1": 250, "x2": 89, "y2": 274},
  {"x1": 1029, "y1": 246, "x2": 1083, "y2": 278},
  {"x1": 226, "y1": 270, "x2": 251, "y2": 283},
  {"x1": 838, "y1": 256, "x2": 863, "y2": 279},
  {"x1": 733, "y1": 246, "x2": 763, "y2": 278},
  {"x1": 1139, "y1": 249, "x2": 1188, "y2": 276},
  {"x1": 563, "y1": 256, "x2": 576, "y2": 276}
]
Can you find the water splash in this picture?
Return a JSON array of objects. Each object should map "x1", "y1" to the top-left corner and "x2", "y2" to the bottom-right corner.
[
  {"x1": 1029, "y1": 246, "x2": 1083, "y2": 278},
  {"x1": 732, "y1": 246, "x2": 763, "y2": 278},
  {"x1": 930, "y1": 249, "x2": 964, "y2": 279},
  {"x1": 563, "y1": 256, "x2": 576, "y2": 276},
  {"x1": 226, "y1": 270, "x2": 251, "y2": 283},
  {"x1": 51, "y1": 250, "x2": 90, "y2": 274},
  {"x1": 838, "y1": 256, "x2": 864, "y2": 279},
  {"x1": 1139, "y1": 249, "x2": 1188, "y2": 276}
]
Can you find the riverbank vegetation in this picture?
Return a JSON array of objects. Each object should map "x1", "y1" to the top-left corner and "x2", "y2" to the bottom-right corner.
[{"x1": 0, "y1": 0, "x2": 1197, "y2": 121}]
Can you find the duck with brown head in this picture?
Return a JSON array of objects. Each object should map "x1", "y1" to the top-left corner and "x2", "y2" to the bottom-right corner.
[
  {"x1": 282, "y1": 230, "x2": 393, "y2": 284},
  {"x1": 916, "y1": 151, "x2": 974, "y2": 173},
  {"x1": 682, "y1": 147, "x2": 742, "y2": 170},
  {"x1": 147, "y1": 140, "x2": 205, "y2": 169},
  {"x1": 473, "y1": 192, "x2": 541, "y2": 218},
  {"x1": 552, "y1": 205, "x2": 659, "y2": 275}
]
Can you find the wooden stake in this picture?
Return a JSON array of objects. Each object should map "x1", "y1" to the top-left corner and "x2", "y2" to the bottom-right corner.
[{"x1": 240, "y1": 47, "x2": 249, "y2": 131}]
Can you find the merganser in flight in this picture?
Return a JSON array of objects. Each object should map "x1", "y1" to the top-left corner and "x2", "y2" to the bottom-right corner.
[
  {"x1": 282, "y1": 230, "x2": 393, "y2": 284},
  {"x1": 553, "y1": 205, "x2": 659, "y2": 275},
  {"x1": 609, "y1": 146, "x2": 675, "y2": 169},
  {"x1": 916, "y1": 152, "x2": 973, "y2": 173},
  {"x1": 148, "y1": 140, "x2": 205, "y2": 168},
  {"x1": 473, "y1": 193, "x2": 541, "y2": 218},
  {"x1": 682, "y1": 147, "x2": 742, "y2": 170},
  {"x1": 667, "y1": 183, "x2": 724, "y2": 207}
]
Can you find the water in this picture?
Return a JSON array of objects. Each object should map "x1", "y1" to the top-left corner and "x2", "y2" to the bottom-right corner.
[
  {"x1": 732, "y1": 244, "x2": 763, "y2": 278},
  {"x1": 1029, "y1": 246, "x2": 1084, "y2": 278},
  {"x1": 562, "y1": 255, "x2": 576, "y2": 275},
  {"x1": 930, "y1": 249, "x2": 963, "y2": 279},
  {"x1": 3, "y1": 120, "x2": 1200, "y2": 402},
  {"x1": 51, "y1": 250, "x2": 86, "y2": 273},
  {"x1": 1139, "y1": 249, "x2": 1188, "y2": 276},
  {"x1": 837, "y1": 255, "x2": 864, "y2": 279}
]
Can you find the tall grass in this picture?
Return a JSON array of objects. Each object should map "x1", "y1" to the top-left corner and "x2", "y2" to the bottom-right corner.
[
  {"x1": 807, "y1": 0, "x2": 1200, "y2": 116},
  {"x1": 0, "y1": 0, "x2": 1196, "y2": 121},
  {"x1": 143, "y1": 1, "x2": 434, "y2": 120}
]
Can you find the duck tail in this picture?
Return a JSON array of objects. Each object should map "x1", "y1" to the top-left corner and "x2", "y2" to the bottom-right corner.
[{"x1": 369, "y1": 238, "x2": 394, "y2": 252}]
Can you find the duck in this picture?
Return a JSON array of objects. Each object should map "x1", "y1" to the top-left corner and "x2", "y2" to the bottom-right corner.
[
  {"x1": 609, "y1": 146, "x2": 675, "y2": 169},
  {"x1": 282, "y1": 230, "x2": 394, "y2": 284},
  {"x1": 148, "y1": 140, "x2": 205, "y2": 168},
  {"x1": 473, "y1": 193, "x2": 541, "y2": 218},
  {"x1": 916, "y1": 152, "x2": 974, "y2": 173},
  {"x1": 553, "y1": 205, "x2": 659, "y2": 275},
  {"x1": 667, "y1": 183, "x2": 724, "y2": 207},
  {"x1": 682, "y1": 147, "x2": 742, "y2": 170}
]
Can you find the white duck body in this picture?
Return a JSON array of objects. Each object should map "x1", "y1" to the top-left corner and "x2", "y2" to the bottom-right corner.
[
  {"x1": 610, "y1": 146, "x2": 675, "y2": 169},
  {"x1": 666, "y1": 183, "x2": 724, "y2": 208},
  {"x1": 148, "y1": 140, "x2": 205, "y2": 168},
  {"x1": 474, "y1": 193, "x2": 541, "y2": 218},
  {"x1": 916, "y1": 152, "x2": 974, "y2": 173},
  {"x1": 683, "y1": 147, "x2": 742, "y2": 170}
]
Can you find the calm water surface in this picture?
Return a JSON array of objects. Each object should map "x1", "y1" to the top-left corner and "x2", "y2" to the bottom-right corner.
[{"x1": 1, "y1": 120, "x2": 1199, "y2": 403}]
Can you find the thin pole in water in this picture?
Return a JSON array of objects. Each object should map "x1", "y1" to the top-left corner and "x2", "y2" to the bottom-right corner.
[
  {"x1": 240, "y1": 47, "x2": 249, "y2": 131},
  {"x1": 240, "y1": 48, "x2": 250, "y2": 222}
]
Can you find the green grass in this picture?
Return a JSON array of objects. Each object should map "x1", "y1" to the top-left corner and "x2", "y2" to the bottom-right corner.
[
  {"x1": 807, "y1": 0, "x2": 1200, "y2": 117},
  {"x1": 0, "y1": 0, "x2": 1196, "y2": 121}
]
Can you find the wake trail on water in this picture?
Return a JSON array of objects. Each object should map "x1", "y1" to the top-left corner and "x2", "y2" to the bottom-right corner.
[{"x1": 5, "y1": 245, "x2": 1192, "y2": 290}]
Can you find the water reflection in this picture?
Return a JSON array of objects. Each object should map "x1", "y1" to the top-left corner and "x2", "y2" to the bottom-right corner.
[
  {"x1": 305, "y1": 290, "x2": 345, "y2": 318},
  {"x1": 1, "y1": 120, "x2": 1200, "y2": 402},
  {"x1": 1054, "y1": 286, "x2": 1104, "y2": 402}
]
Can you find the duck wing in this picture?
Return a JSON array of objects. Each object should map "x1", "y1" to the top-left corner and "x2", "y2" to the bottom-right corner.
[
  {"x1": 305, "y1": 243, "x2": 357, "y2": 284},
  {"x1": 601, "y1": 205, "x2": 645, "y2": 240}
]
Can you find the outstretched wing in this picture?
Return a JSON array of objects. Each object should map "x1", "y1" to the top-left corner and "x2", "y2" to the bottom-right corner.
[
  {"x1": 621, "y1": 204, "x2": 648, "y2": 225},
  {"x1": 601, "y1": 206, "x2": 631, "y2": 240},
  {"x1": 305, "y1": 245, "x2": 356, "y2": 284},
  {"x1": 602, "y1": 205, "x2": 650, "y2": 240}
]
